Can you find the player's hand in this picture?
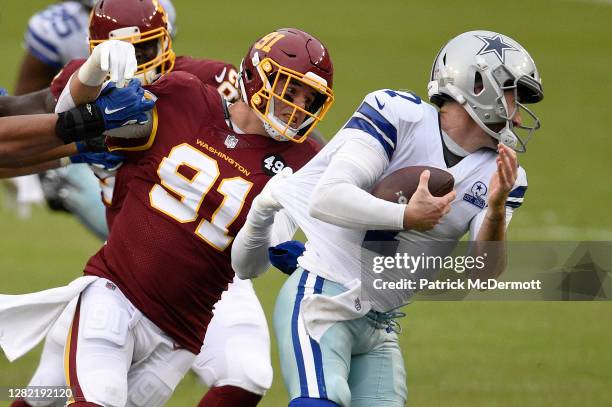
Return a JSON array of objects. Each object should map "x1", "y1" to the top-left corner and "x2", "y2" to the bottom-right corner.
[
  {"x1": 78, "y1": 40, "x2": 137, "y2": 88},
  {"x1": 403, "y1": 170, "x2": 456, "y2": 231},
  {"x1": 95, "y1": 79, "x2": 156, "y2": 137},
  {"x1": 249, "y1": 167, "x2": 293, "y2": 226},
  {"x1": 268, "y1": 240, "x2": 306, "y2": 275},
  {"x1": 487, "y1": 143, "x2": 518, "y2": 211},
  {"x1": 254, "y1": 167, "x2": 293, "y2": 214},
  {"x1": 70, "y1": 151, "x2": 124, "y2": 171}
]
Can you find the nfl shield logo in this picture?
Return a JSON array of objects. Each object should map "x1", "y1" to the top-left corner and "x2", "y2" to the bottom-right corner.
[{"x1": 224, "y1": 135, "x2": 239, "y2": 149}]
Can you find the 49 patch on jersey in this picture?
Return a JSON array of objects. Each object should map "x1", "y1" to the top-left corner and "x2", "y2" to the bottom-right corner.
[{"x1": 261, "y1": 153, "x2": 287, "y2": 176}]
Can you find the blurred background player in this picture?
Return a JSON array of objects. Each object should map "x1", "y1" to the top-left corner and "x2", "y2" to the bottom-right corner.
[
  {"x1": 231, "y1": 30, "x2": 543, "y2": 406},
  {"x1": 3, "y1": 0, "x2": 176, "y2": 234}
]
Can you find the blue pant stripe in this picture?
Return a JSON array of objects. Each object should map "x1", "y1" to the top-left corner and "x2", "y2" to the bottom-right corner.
[
  {"x1": 310, "y1": 276, "x2": 328, "y2": 398},
  {"x1": 291, "y1": 270, "x2": 310, "y2": 397}
]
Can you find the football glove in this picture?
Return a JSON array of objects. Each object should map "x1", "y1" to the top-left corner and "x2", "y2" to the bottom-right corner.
[
  {"x1": 268, "y1": 240, "x2": 305, "y2": 275},
  {"x1": 78, "y1": 40, "x2": 137, "y2": 88},
  {"x1": 70, "y1": 142, "x2": 124, "y2": 170},
  {"x1": 97, "y1": 79, "x2": 155, "y2": 130},
  {"x1": 56, "y1": 79, "x2": 155, "y2": 143}
]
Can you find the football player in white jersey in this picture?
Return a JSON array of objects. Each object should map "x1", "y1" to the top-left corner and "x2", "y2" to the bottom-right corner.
[{"x1": 231, "y1": 30, "x2": 543, "y2": 406}]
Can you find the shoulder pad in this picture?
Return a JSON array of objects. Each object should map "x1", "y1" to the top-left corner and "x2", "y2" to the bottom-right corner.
[{"x1": 364, "y1": 89, "x2": 426, "y2": 124}]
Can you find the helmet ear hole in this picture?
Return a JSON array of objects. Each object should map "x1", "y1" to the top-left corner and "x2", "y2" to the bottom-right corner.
[{"x1": 474, "y1": 71, "x2": 484, "y2": 95}]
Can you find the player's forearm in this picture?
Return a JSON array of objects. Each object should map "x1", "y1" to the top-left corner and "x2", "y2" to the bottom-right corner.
[
  {"x1": 0, "y1": 114, "x2": 63, "y2": 165},
  {"x1": 1, "y1": 143, "x2": 77, "y2": 168},
  {"x1": 69, "y1": 73, "x2": 103, "y2": 107},
  {"x1": 0, "y1": 159, "x2": 63, "y2": 178},
  {"x1": 309, "y1": 137, "x2": 404, "y2": 230},
  {"x1": 0, "y1": 89, "x2": 56, "y2": 117},
  {"x1": 1, "y1": 102, "x2": 111, "y2": 166},
  {"x1": 232, "y1": 222, "x2": 274, "y2": 280},
  {"x1": 472, "y1": 206, "x2": 507, "y2": 279},
  {"x1": 310, "y1": 181, "x2": 405, "y2": 230}
]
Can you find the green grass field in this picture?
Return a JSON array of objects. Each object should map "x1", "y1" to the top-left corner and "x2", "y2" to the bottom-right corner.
[{"x1": 1, "y1": 0, "x2": 611, "y2": 406}]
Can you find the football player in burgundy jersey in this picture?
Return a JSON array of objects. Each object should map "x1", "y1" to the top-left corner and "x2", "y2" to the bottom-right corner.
[
  {"x1": 5, "y1": 2, "x2": 320, "y2": 407},
  {"x1": 47, "y1": 22, "x2": 334, "y2": 407}
]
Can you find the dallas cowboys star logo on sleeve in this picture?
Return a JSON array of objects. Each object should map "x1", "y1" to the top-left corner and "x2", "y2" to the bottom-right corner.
[{"x1": 475, "y1": 34, "x2": 518, "y2": 63}]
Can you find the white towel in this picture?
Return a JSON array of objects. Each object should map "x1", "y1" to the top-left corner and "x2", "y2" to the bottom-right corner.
[
  {"x1": 0, "y1": 276, "x2": 98, "y2": 361},
  {"x1": 300, "y1": 279, "x2": 371, "y2": 343}
]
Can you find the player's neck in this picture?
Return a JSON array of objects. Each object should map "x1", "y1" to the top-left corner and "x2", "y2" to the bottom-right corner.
[
  {"x1": 228, "y1": 101, "x2": 268, "y2": 137},
  {"x1": 440, "y1": 103, "x2": 496, "y2": 152}
]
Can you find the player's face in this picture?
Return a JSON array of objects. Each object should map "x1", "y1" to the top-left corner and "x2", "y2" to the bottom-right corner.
[
  {"x1": 134, "y1": 39, "x2": 159, "y2": 66},
  {"x1": 273, "y1": 77, "x2": 318, "y2": 128},
  {"x1": 504, "y1": 90, "x2": 522, "y2": 127}
]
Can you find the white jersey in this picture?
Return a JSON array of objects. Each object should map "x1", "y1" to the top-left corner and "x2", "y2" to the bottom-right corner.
[
  {"x1": 24, "y1": 2, "x2": 90, "y2": 70},
  {"x1": 274, "y1": 89, "x2": 527, "y2": 286},
  {"x1": 24, "y1": 0, "x2": 177, "y2": 70}
]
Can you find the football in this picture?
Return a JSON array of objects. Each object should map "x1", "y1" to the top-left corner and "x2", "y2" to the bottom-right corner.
[{"x1": 371, "y1": 166, "x2": 455, "y2": 204}]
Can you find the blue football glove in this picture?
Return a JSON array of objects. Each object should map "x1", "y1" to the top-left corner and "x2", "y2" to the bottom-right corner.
[
  {"x1": 268, "y1": 240, "x2": 306, "y2": 275},
  {"x1": 95, "y1": 79, "x2": 155, "y2": 131},
  {"x1": 0, "y1": 87, "x2": 8, "y2": 96},
  {"x1": 70, "y1": 141, "x2": 124, "y2": 170}
]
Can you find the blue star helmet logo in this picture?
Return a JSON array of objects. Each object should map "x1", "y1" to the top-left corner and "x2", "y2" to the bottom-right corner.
[{"x1": 475, "y1": 34, "x2": 518, "y2": 63}]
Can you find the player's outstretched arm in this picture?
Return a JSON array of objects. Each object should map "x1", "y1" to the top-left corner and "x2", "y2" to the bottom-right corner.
[
  {"x1": 0, "y1": 88, "x2": 56, "y2": 117},
  {"x1": 0, "y1": 114, "x2": 63, "y2": 165},
  {"x1": 0, "y1": 160, "x2": 63, "y2": 178},
  {"x1": 232, "y1": 168, "x2": 296, "y2": 279},
  {"x1": 0, "y1": 82, "x2": 154, "y2": 166}
]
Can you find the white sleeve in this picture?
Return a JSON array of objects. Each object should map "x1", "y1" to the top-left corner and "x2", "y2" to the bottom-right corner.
[
  {"x1": 309, "y1": 133, "x2": 405, "y2": 230},
  {"x1": 232, "y1": 209, "x2": 297, "y2": 280},
  {"x1": 270, "y1": 209, "x2": 298, "y2": 246},
  {"x1": 468, "y1": 166, "x2": 528, "y2": 239}
]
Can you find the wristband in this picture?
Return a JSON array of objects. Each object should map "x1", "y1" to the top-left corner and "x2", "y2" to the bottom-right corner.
[
  {"x1": 55, "y1": 103, "x2": 105, "y2": 144},
  {"x1": 77, "y1": 59, "x2": 108, "y2": 87}
]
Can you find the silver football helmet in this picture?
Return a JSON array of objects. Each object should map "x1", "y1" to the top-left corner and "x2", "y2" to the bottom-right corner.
[{"x1": 427, "y1": 30, "x2": 543, "y2": 152}]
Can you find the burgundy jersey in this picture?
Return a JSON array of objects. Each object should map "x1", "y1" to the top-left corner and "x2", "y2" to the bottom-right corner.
[
  {"x1": 84, "y1": 70, "x2": 321, "y2": 353},
  {"x1": 50, "y1": 56, "x2": 238, "y2": 101}
]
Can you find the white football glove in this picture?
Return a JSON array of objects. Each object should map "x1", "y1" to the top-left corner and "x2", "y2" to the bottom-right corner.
[
  {"x1": 78, "y1": 40, "x2": 137, "y2": 88},
  {"x1": 248, "y1": 167, "x2": 293, "y2": 227}
]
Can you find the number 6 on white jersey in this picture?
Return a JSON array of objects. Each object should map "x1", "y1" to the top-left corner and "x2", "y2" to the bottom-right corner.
[{"x1": 150, "y1": 144, "x2": 253, "y2": 251}]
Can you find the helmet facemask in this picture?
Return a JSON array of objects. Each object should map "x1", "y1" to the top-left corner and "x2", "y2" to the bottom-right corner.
[
  {"x1": 466, "y1": 65, "x2": 543, "y2": 152},
  {"x1": 241, "y1": 57, "x2": 334, "y2": 143},
  {"x1": 89, "y1": 26, "x2": 175, "y2": 85}
]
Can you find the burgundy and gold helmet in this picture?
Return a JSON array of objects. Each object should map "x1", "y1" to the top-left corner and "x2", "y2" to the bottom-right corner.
[
  {"x1": 89, "y1": 0, "x2": 175, "y2": 84},
  {"x1": 238, "y1": 28, "x2": 334, "y2": 142}
]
